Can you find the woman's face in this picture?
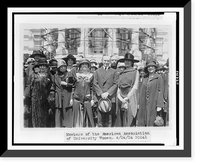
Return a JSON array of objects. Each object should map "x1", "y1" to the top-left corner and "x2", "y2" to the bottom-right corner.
[
  {"x1": 140, "y1": 71, "x2": 145, "y2": 77},
  {"x1": 34, "y1": 55, "x2": 40, "y2": 62},
  {"x1": 67, "y1": 59, "x2": 74, "y2": 66},
  {"x1": 80, "y1": 63, "x2": 89, "y2": 71},
  {"x1": 147, "y1": 65, "x2": 156, "y2": 73},
  {"x1": 59, "y1": 65, "x2": 67, "y2": 72},
  {"x1": 124, "y1": 60, "x2": 132, "y2": 68},
  {"x1": 39, "y1": 65, "x2": 47, "y2": 73}
]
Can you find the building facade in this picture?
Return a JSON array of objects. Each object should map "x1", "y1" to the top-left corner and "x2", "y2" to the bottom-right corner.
[{"x1": 23, "y1": 27, "x2": 169, "y2": 65}]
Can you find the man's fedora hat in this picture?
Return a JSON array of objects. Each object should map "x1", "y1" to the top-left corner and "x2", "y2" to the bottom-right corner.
[{"x1": 98, "y1": 98, "x2": 112, "y2": 113}]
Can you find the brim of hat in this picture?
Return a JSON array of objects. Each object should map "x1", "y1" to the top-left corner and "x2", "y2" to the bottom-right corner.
[
  {"x1": 118, "y1": 66, "x2": 126, "y2": 68},
  {"x1": 117, "y1": 58, "x2": 139, "y2": 63},
  {"x1": 58, "y1": 63, "x2": 67, "y2": 67},
  {"x1": 144, "y1": 64, "x2": 158, "y2": 73},
  {"x1": 78, "y1": 62, "x2": 90, "y2": 67},
  {"x1": 30, "y1": 54, "x2": 46, "y2": 58},
  {"x1": 90, "y1": 61, "x2": 98, "y2": 65},
  {"x1": 34, "y1": 63, "x2": 49, "y2": 68},
  {"x1": 90, "y1": 66, "x2": 97, "y2": 69},
  {"x1": 62, "y1": 57, "x2": 76, "y2": 64}
]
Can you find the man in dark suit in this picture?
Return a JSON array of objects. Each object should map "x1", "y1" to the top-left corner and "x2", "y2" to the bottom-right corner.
[{"x1": 93, "y1": 56, "x2": 118, "y2": 127}]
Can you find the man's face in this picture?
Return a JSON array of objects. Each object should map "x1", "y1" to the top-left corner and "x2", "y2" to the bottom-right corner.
[
  {"x1": 102, "y1": 56, "x2": 110, "y2": 67},
  {"x1": 111, "y1": 56, "x2": 117, "y2": 65}
]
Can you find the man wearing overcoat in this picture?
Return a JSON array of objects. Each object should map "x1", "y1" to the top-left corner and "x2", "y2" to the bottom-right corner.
[{"x1": 93, "y1": 56, "x2": 118, "y2": 127}]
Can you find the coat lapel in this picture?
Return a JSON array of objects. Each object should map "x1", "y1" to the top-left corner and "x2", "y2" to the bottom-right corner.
[
  {"x1": 99, "y1": 67, "x2": 106, "y2": 80},
  {"x1": 148, "y1": 73, "x2": 159, "y2": 82},
  {"x1": 104, "y1": 67, "x2": 113, "y2": 82}
]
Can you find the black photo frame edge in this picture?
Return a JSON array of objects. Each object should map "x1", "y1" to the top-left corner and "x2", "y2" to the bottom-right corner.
[{"x1": 2, "y1": 2, "x2": 191, "y2": 157}]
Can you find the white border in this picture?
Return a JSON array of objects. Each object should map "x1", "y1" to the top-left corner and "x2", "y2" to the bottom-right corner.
[{"x1": 8, "y1": 8, "x2": 184, "y2": 151}]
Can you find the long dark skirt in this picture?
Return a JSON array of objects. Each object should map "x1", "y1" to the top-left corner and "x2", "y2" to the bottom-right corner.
[{"x1": 55, "y1": 107, "x2": 73, "y2": 127}]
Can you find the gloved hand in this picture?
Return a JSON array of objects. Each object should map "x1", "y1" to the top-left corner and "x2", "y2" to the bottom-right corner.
[
  {"x1": 91, "y1": 100, "x2": 94, "y2": 106},
  {"x1": 157, "y1": 107, "x2": 162, "y2": 112},
  {"x1": 69, "y1": 99, "x2": 73, "y2": 106},
  {"x1": 101, "y1": 92, "x2": 109, "y2": 99}
]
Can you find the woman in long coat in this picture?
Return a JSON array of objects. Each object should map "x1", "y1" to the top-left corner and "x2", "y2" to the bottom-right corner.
[
  {"x1": 115, "y1": 53, "x2": 140, "y2": 127},
  {"x1": 72, "y1": 58, "x2": 94, "y2": 127},
  {"x1": 51, "y1": 59, "x2": 75, "y2": 127},
  {"x1": 24, "y1": 59, "x2": 51, "y2": 127},
  {"x1": 137, "y1": 59, "x2": 164, "y2": 126}
]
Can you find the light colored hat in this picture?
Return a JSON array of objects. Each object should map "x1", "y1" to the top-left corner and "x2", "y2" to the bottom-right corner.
[
  {"x1": 79, "y1": 58, "x2": 91, "y2": 68},
  {"x1": 90, "y1": 59, "x2": 98, "y2": 65},
  {"x1": 57, "y1": 59, "x2": 67, "y2": 68},
  {"x1": 117, "y1": 62, "x2": 125, "y2": 68},
  {"x1": 26, "y1": 58, "x2": 35, "y2": 64},
  {"x1": 98, "y1": 98, "x2": 112, "y2": 113}
]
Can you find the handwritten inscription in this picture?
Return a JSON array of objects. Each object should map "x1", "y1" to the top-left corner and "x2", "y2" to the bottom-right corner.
[{"x1": 65, "y1": 131, "x2": 151, "y2": 142}]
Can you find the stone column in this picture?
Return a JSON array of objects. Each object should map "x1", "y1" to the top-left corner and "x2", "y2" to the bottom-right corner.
[
  {"x1": 107, "y1": 28, "x2": 118, "y2": 56},
  {"x1": 77, "y1": 28, "x2": 85, "y2": 55},
  {"x1": 130, "y1": 28, "x2": 142, "y2": 66},
  {"x1": 77, "y1": 28, "x2": 89, "y2": 57},
  {"x1": 55, "y1": 29, "x2": 68, "y2": 59}
]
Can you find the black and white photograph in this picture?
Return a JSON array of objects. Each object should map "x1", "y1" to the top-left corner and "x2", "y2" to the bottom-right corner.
[
  {"x1": 23, "y1": 26, "x2": 170, "y2": 128},
  {"x1": 4, "y1": 5, "x2": 191, "y2": 158}
]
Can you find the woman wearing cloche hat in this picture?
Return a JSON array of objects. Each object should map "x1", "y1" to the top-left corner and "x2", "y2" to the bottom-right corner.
[
  {"x1": 71, "y1": 58, "x2": 95, "y2": 127},
  {"x1": 115, "y1": 53, "x2": 140, "y2": 127},
  {"x1": 50, "y1": 59, "x2": 74, "y2": 127},
  {"x1": 137, "y1": 59, "x2": 165, "y2": 127}
]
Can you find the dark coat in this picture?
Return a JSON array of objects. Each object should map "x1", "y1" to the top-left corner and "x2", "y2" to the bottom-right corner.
[
  {"x1": 52, "y1": 70, "x2": 75, "y2": 127},
  {"x1": 162, "y1": 72, "x2": 169, "y2": 113},
  {"x1": 137, "y1": 73, "x2": 164, "y2": 126},
  {"x1": 93, "y1": 67, "x2": 118, "y2": 103}
]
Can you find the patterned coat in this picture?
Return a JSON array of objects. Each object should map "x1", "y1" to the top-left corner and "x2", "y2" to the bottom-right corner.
[{"x1": 24, "y1": 73, "x2": 51, "y2": 127}]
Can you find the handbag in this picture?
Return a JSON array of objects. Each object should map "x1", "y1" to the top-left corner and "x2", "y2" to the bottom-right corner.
[{"x1": 154, "y1": 115, "x2": 164, "y2": 126}]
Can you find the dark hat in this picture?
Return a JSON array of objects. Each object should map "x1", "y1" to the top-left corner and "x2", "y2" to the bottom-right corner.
[
  {"x1": 78, "y1": 58, "x2": 91, "y2": 68},
  {"x1": 138, "y1": 67, "x2": 145, "y2": 72},
  {"x1": 117, "y1": 53, "x2": 139, "y2": 63},
  {"x1": 30, "y1": 50, "x2": 46, "y2": 58},
  {"x1": 144, "y1": 59, "x2": 158, "y2": 73},
  {"x1": 62, "y1": 54, "x2": 76, "y2": 64},
  {"x1": 49, "y1": 59, "x2": 58, "y2": 67},
  {"x1": 33, "y1": 59, "x2": 49, "y2": 69}
]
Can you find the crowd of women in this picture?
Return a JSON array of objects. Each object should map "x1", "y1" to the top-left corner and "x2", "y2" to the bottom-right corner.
[{"x1": 23, "y1": 50, "x2": 169, "y2": 128}]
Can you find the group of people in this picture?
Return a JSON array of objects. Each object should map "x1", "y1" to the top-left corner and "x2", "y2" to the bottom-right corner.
[{"x1": 23, "y1": 50, "x2": 169, "y2": 128}]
